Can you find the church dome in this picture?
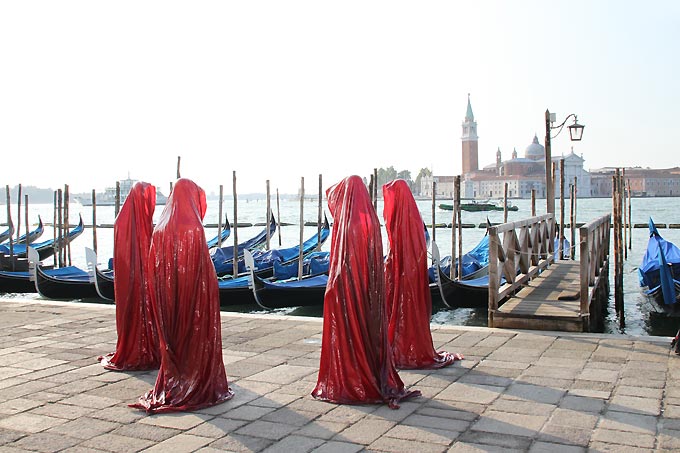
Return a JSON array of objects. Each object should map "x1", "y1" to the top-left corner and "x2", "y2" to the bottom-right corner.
[{"x1": 525, "y1": 134, "x2": 545, "y2": 160}]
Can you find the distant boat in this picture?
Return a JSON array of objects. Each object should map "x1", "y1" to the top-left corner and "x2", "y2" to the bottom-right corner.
[
  {"x1": 76, "y1": 177, "x2": 168, "y2": 206},
  {"x1": 439, "y1": 200, "x2": 518, "y2": 212}
]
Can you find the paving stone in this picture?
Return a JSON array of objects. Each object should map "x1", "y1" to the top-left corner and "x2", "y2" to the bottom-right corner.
[
  {"x1": 58, "y1": 394, "x2": 119, "y2": 410},
  {"x1": 137, "y1": 412, "x2": 212, "y2": 430},
  {"x1": 79, "y1": 432, "x2": 155, "y2": 452},
  {"x1": 143, "y1": 433, "x2": 212, "y2": 452},
  {"x1": 0, "y1": 413, "x2": 67, "y2": 433},
  {"x1": 504, "y1": 383, "x2": 566, "y2": 404},
  {"x1": 448, "y1": 441, "x2": 525, "y2": 452},
  {"x1": 309, "y1": 441, "x2": 363, "y2": 453},
  {"x1": 236, "y1": 420, "x2": 299, "y2": 441},
  {"x1": 437, "y1": 383, "x2": 504, "y2": 404},
  {"x1": 111, "y1": 422, "x2": 180, "y2": 442},
  {"x1": 608, "y1": 394, "x2": 661, "y2": 415},
  {"x1": 0, "y1": 398, "x2": 43, "y2": 415},
  {"x1": 295, "y1": 420, "x2": 350, "y2": 440},
  {"x1": 591, "y1": 428, "x2": 656, "y2": 448},
  {"x1": 367, "y1": 436, "x2": 448, "y2": 453},
  {"x1": 0, "y1": 428, "x2": 25, "y2": 445},
  {"x1": 470, "y1": 410, "x2": 547, "y2": 438},
  {"x1": 332, "y1": 418, "x2": 394, "y2": 445},
  {"x1": 9, "y1": 431, "x2": 81, "y2": 452},
  {"x1": 246, "y1": 364, "x2": 317, "y2": 385},
  {"x1": 209, "y1": 433, "x2": 274, "y2": 451},
  {"x1": 529, "y1": 440, "x2": 585, "y2": 452},
  {"x1": 586, "y1": 441, "x2": 654, "y2": 452},
  {"x1": 260, "y1": 434, "x2": 326, "y2": 453},
  {"x1": 47, "y1": 417, "x2": 119, "y2": 439},
  {"x1": 598, "y1": 410, "x2": 657, "y2": 434},
  {"x1": 383, "y1": 424, "x2": 460, "y2": 445},
  {"x1": 537, "y1": 424, "x2": 591, "y2": 447}
]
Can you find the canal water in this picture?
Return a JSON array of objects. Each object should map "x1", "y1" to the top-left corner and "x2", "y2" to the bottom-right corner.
[{"x1": 4, "y1": 195, "x2": 679, "y2": 338}]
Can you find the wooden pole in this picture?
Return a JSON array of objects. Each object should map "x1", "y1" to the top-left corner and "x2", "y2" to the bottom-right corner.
[
  {"x1": 298, "y1": 177, "x2": 305, "y2": 279},
  {"x1": 317, "y1": 174, "x2": 323, "y2": 251},
  {"x1": 622, "y1": 168, "x2": 627, "y2": 260},
  {"x1": 57, "y1": 188, "x2": 63, "y2": 268},
  {"x1": 451, "y1": 181, "x2": 457, "y2": 279},
  {"x1": 431, "y1": 181, "x2": 437, "y2": 248},
  {"x1": 531, "y1": 189, "x2": 536, "y2": 216},
  {"x1": 455, "y1": 176, "x2": 462, "y2": 281},
  {"x1": 232, "y1": 171, "x2": 238, "y2": 279},
  {"x1": 373, "y1": 168, "x2": 378, "y2": 212},
  {"x1": 24, "y1": 195, "x2": 29, "y2": 247},
  {"x1": 368, "y1": 174, "x2": 374, "y2": 208},
  {"x1": 65, "y1": 184, "x2": 71, "y2": 266},
  {"x1": 218, "y1": 185, "x2": 224, "y2": 248},
  {"x1": 16, "y1": 184, "x2": 21, "y2": 243},
  {"x1": 176, "y1": 156, "x2": 181, "y2": 179},
  {"x1": 52, "y1": 191, "x2": 57, "y2": 268},
  {"x1": 570, "y1": 178, "x2": 576, "y2": 260},
  {"x1": 265, "y1": 180, "x2": 271, "y2": 250},
  {"x1": 92, "y1": 189, "x2": 98, "y2": 254},
  {"x1": 276, "y1": 188, "x2": 282, "y2": 246},
  {"x1": 503, "y1": 182, "x2": 508, "y2": 223},
  {"x1": 115, "y1": 181, "x2": 121, "y2": 218},
  {"x1": 5, "y1": 186, "x2": 14, "y2": 270},
  {"x1": 627, "y1": 179, "x2": 632, "y2": 250},
  {"x1": 559, "y1": 158, "x2": 565, "y2": 260}
]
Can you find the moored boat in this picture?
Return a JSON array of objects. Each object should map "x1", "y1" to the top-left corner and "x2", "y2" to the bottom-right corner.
[{"x1": 638, "y1": 218, "x2": 680, "y2": 315}]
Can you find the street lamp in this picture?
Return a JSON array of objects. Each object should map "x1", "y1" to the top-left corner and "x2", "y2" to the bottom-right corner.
[{"x1": 544, "y1": 110, "x2": 585, "y2": 214}]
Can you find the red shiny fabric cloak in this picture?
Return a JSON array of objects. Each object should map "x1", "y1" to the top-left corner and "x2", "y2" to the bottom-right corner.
[
  {"x1": 131, "y1": 178, "x2": 233, "y2": 413},
  {"x1": 99, "y1": 182, "x2": 160, "y2": 371},
  {"x1": 311, "y1": 175, "x2": 420, "y2": 409},
  {"x1": 383, "y1": 179, "x2": 461, "y2": 369}
]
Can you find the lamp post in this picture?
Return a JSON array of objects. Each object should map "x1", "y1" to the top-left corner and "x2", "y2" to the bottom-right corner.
[{"x1": 544, "y1": 110, "x2": 584, "y2": 214}]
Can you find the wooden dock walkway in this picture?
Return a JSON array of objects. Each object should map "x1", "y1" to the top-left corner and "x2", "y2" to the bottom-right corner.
[{"x1": 487, "y1": 213, "x2": 611, "y2": 333}]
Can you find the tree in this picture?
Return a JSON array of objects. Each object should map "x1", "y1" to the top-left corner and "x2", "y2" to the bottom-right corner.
[{"x1": 414, "y1": 168, "x2": 432, "y2": 195}]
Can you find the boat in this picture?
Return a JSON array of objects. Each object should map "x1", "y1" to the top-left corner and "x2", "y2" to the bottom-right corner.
[
  {"x1": 206, "y1": 216, "x2": 231, "y2": 249},
  {"x1": 216, "y1": 219, "x2": 331, "y2": 306},
  {"x1": 638, "y1": 218, "x2": 680, "y2": 314},
  {"x1": 0, "y1": 215, "x2": 84, "y2": 262},
  {"x1": 85, "y1": 248, "x2": 115, "y2": 301},
  {"x1": 439, "y1": 200, "x2": 518, "y2": 212},
  {"x1": 245, "y1": 250, "x2": 328, "y2": 310},
  {"x1": 76, "y1": 177, "x2": 168, "y2": 207},
  {"x1": 27, "y1": 248, "x2": 104, "y2": 300},
  {"x1": 211, "y1": 213, "x2": 277, "y2": 276},
  {"x1": 1, "y1": 216, "x2": 45, "y2": 246},
  {"x1": 0, "y1": 225, "x2": 13, "y2": 244}
]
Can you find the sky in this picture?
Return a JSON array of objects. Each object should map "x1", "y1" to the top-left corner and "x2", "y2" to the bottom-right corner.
[{"x1": 1, "y1": 1, "x2": 679, "y2": 196}]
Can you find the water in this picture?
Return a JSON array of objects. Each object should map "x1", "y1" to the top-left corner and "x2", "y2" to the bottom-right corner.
[{"x1": 4, "y1": 196, "x2": 679, "y2": 338}]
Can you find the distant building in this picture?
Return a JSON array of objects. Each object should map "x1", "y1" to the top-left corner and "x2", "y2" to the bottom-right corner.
[
  {"x1": 590, "y1": 167, "x2": 680, "y2": 197},
  {"x1": 421, "y1": 96, "x2": 592, "y2": 199}
]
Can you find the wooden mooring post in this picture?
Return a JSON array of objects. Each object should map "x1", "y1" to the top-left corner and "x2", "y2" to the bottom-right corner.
[
  {"x1": 232, "y1": 171, "x2": 239, "y2": 279},
  {"x1": 613, "y1": 169, "x2": 624, "y2": 327}
]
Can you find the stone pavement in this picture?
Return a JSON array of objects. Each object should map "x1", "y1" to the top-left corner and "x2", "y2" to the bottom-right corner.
[{"x1": 1, "y1": 298, "x2": 679, "y2": 453}]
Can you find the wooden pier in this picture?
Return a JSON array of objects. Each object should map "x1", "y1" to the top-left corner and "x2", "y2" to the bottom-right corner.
[{"x1": 487, "y1": 213, "x2": 611, "y2": 332}]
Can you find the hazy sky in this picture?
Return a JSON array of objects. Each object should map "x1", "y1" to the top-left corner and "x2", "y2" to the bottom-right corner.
[{"x1": 1, "y1": 1, "x2": 678, "y2": 195}]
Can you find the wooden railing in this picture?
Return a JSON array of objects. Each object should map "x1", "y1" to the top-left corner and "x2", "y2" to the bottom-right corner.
[
  {"x1": 579, "y1": 214, "x2": 611, "y2": 317},
  {"x1": 488, "y1": 214, "x2": 556, "y2": 327}
]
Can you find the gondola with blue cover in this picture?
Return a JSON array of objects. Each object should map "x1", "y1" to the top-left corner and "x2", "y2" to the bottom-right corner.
[{"x1": 638, "y1": 217, "x2": 680, "y2": 314}]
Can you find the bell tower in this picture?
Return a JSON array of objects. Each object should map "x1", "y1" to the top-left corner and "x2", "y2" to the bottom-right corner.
[{"x1": 461, "y1": 94, "x2": 479, "y2": 174}]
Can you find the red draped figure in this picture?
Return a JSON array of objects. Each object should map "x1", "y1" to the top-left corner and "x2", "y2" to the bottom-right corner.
[
  {"x1": 312, "y1": 175, "x2": 420, "y2": 409},
  {"x1": 131, "y1": 178, "x2": 233, "y2": 413},
  {"x1": 383, "y1": 179, "x2": 462, "y2": 369},
  {"x1": 99, "y1": 181, "x2": 160, "y2": 371}
]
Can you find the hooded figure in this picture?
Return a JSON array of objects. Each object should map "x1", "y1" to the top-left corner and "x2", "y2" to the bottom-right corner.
[
  {"x1": 312, "y1": 175, "x2": 420, "y2": 409},
  {"x1": 99, "y1": 181, "x2": 160, "y2": 370},
  {"x1": 383, "y1": 179, "x2": 461, "y2": 369},
  {"x1": 131, "y1": 178, "x2": 233, "y2": 413}
]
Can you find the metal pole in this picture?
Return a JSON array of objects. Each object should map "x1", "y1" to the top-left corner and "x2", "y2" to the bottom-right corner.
[{"x1": 544, "y1": 109, "x2": 554, "y2": 214}]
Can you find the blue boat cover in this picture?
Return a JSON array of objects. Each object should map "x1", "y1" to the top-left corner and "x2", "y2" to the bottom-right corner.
[{"x1": 639, "y1": 218, "x2": 680, "y2": 304}]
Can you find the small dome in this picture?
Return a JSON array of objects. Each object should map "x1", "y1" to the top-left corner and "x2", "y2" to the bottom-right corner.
[{"x1": 525, "y1": 134, "x2": 545, "y2": 160}]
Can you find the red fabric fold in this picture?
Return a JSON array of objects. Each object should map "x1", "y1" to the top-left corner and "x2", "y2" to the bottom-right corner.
[
  {"x1": 131, "y1": 178, "x2": 233, "y2": 413},
  {"x1": 99, "y1": 181, "x2": 160, "y2": 371},
  {"x1": 383, "y1": 179, "x2": 462, "y2": 369},
  {"x1": 312, "y1": 175, "x2": 420, "y2": 409}
]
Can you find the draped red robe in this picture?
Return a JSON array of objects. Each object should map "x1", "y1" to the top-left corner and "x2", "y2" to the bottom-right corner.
[
  {"x1": 99, "y1": 181, "x2": 160, "y2": 371},
  {"x1": 312, "y1": 175, "x2": 420, "y2": 408},
  {"x1": 383, "y1": 179, "x2": 461, "y2": 369},
  {"x1": 131, "y1": 178, "x2": 233, "y2": 413}
]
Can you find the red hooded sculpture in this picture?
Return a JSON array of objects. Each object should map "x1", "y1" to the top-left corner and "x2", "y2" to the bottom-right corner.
[
  {"x1": 312, "y1": 175, "x2": 420, "y2": 409},
  {"x1": 99, "y1": 181, "x2": 160, "y2": 371},
  {"x1": 131, "y1": 178, "x2": 233, "y2": 413},
  {"x1": 383, "y1": 179, "x2": 462, "y2": 369}
]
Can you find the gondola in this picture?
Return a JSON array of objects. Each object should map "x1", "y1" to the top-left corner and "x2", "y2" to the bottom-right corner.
[
  {"x1": 430, "y1": 261, "x2": 493, "y2": 308},
  {"x1": 206, "y1": 215, "x2": 231, "y2": 249},
  {"x1": 245, "y1": 250, "x2": 328, "y2": 310},
  {"x1": 85, "y1": 248, "x2": 115, "y2": 301},
  {"x1": 0, "y1": 215, "x2": 84, "y2": 261},
  {"x1": 1, "y1": 216, "x2": 44, "y2": 245},
  {"x1": 216, "y1": 221, "x2": 331, "y2": 307},
  {"x1": 28, "y1": 247, "x2": 104, "y2": 300},
  {"x1": 211, "y1": 213, "x2": 277, "y2": 276},
  {"x1": 0, "y1": 225, "x2": 14, "y2": 244},
  {"x1": 0, "y1": 264, "x2": 89, "y2": 294},
  {"x1": 638, "y1": 218, "x2": 680, "y2": 315}
]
